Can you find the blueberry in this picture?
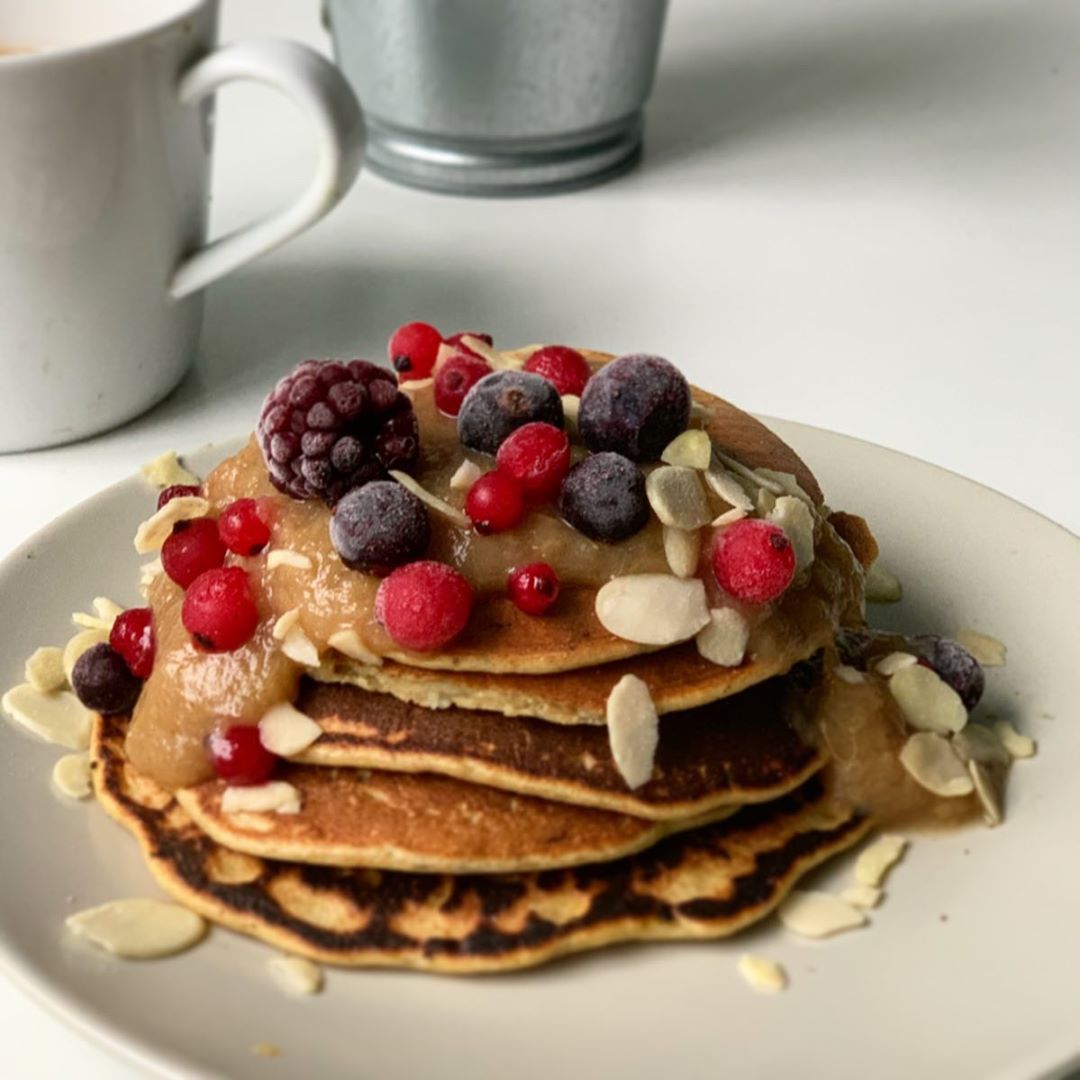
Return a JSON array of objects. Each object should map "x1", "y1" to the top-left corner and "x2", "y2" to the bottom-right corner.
[
  {"x1": 578, "y1": 354, "x2": 691, "y2": 462},
  {"x1": 71, "y1": 643, "x2": 143, "y2": 715},
  {"x1": 457, "y1": 371, "x2": 563, "y2": 456},
  {"x1": 330, "y1": 480, "x2": 431, "y2": 574},
  {"x1": 559, "y1": 452, "x2": 649, "y2": 542},
  {"x1": 916, "y1": 636, "x2": 985, "y2": 710}
]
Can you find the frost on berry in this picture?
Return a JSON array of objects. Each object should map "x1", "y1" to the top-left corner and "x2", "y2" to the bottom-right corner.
[
  {"x1": 559, "y1": 452, "x2": 649, "y2": 542},
  {"x1": 330, "y1": 481, "x2": 431, "y2": 573},
  {"x1": 457, "y1": 371, "x2": 563, "y2": 455}
]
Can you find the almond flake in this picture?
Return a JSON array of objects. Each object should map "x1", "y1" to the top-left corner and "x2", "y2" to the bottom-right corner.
[
  {"x1": 281, "y1": 626, "x2": 319, "y2": 667},
  {"x1": 140, "y1": 450, "x2": 200, "y2": 489},
  {"x1": 645, "y1": 466, "x2": 711, "y2": 530},
  {"x1": 766, "y1": 495, "x2": 815, "y2": 572},
  {"x1": 755, "y1": 487, "x2": 777, "y2": 516},
  {"x1": 25, "y1": 646, "x2": 66, "y2": 692},
  {"x1": 703, "y1": 462, "x2": 755, "y2": 512},
  {"x1": 133, "y1": 496, "x2": 210, "y2": 554},
  {"x1": 854, "y1": 835, "x2": 907, "y2": 887},
  {"x1": 266, "y1": 549, "x2": 313, "y2": 571},
  {"x1": 449, "y1": 460, "x2": 483, "y2": 491},
  {"x1": 71, "y1": 611, "x2": 110, "y2": 632},
  {"x1": 63, "y1": 628, "x2": 109, "y2": 683},
  {"x1": 662, "y1": 526, "x2": 701, "y2": 579},
  {"x1": 326, "y1": 629, "x2": 383, "y2": 666},
  {"x1": 66, "y1": 898, "x2": 206, "y2": 958},
  {"x1": 952, "y1": 724, "x2": 1010, "y2": 767},
  {"x1": 968, "y1": 760, "x2": 1003, "y2": 826},
  {"x1": 834, "y1": 664, "x2": 866, "y2": 685},
  {"x1": 497, "y1": 344, "x2": 541, "y2": 369},
  {"x1": 696, "y1": 608, "x2": 749, "y2": 667},
  {"x1": 52, "y1": 753, "x2": 92, "y2": 799},
  {"x1": 139, "y1": 558, "x2": 164, "y2": 593},
  {"x1": 93, "y1": 597, "x2": 125, "y2": 625},
  {"x1": 605, "y1": 675, "x2": 659, "y2": 790},
  {"x1": 711, "y1": 507, "x2": 747, "y2": 528},
  {"x1": 389, "y1": 469, "x2": 470, "y2": 529},
  {"x1": 864, "y1": 562, "x2": 902, "y2": 603},
  {"x1": 840, "y1": 884, "x2": 883, "y2": 909},
  {"x1": 2, "y1": 684, "x2": 92, "y2": 749},
  {"x1": 259, "y1": 702, "x2": 322, "y2": 757},
  {"x1": 267, "y1": 955, "x2": 323, "y2": 996},
  {"x1": 737, "y1": 954, "x2": 787, "y2": 993},
  {"x1": 458, "y1": 334, "x2": 506, "y2": 368},
  {"x1": 889, "y1": 665, "x2": 967, "y2": 734},
  {"x1": 660, "y1": 429, "x2": 712, "y2": 470},
  {"x1": 954, "y1": 628, "x2": 1007, "y2": 667},
  {"x1": 222, "y1": 781, "x2": 301, "y2": 815},
  {"x1": 399, "y1": 377, "x2": 434, "y2": 394},
  {"x1": 713, "y1": 448, "x2": 786, "y2": 496},
  {"x1": 595, "y1": 575, "x2": 710, "y2": 646},
  {"x1": 778, "y1": 890, "x2": 866, "y2": 938},
  {"x1": 899, "y1": 732, "x2": 974, "y2": 796},
  {"x1": 755, "y1": 468, "x2": 814, "y2": 505},
  {"x1": 272, "y1": 608, "x2": 300, "y2": 641},
  {"x1": 993, "y1": 720, "x2": 1036, "y2": 760},
  {"x1": 874, "y1": 651, "x2": 918, "y2": 677},
  {"x1": 561, "y1": 394, "x2": 581, "y2": 440}
]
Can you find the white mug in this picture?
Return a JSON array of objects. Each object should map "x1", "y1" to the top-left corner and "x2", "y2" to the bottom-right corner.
[{"x1": 0, "y1": 0, "x2": 364, "y2": 452}]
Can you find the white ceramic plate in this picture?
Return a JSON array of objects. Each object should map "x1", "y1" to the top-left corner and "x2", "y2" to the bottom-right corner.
[{"x1": 0, "y1": 424, "x2": 1076, "y2": 1080}]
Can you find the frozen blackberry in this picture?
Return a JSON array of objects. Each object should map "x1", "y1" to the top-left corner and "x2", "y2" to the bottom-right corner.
[
  {"x1": 71, "y1": 643, "x2": 143, "y2": 715},
  {"x1": 916, "y1": 636, "x2": 985, "y2": 710},
  {"x1": 558, "y1": 452, "x2": 649, "y2": 542},
  {"x1": 257, "y1": 359, "x2": 420, "y2": 505},
  {"x1": 457, "y1": 371, "x2": 563, "y2": 456},
  {"x1": 330, "y1": 480, "x2": 431, "y2": 574},
  {"x1": 579, "y1": 354, "x2": 691, "y2": 462}
]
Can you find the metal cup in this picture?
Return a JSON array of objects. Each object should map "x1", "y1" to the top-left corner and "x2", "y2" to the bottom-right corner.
[{"x1": 324, "y1": 0, "x2": 668, "y2": 195}]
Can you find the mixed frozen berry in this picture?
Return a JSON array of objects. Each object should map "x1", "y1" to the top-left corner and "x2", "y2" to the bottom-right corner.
[
  {"x1": 434, "y1": 353, "x2": 492, "y2": 417},
  {"x1": 388, "y1": 321, "x2": 443, "y2": 381},
  {"x1": 916, "y1": 636, "x2": 985, "y2": 710},
  {"x1": 218, "y1": 498, "x2": 272, "y2": 556},
  {"x1": 558, "y1": 452, "x2": 649, "y2": 542},
  {"x1": 331, "y1": 481, "x2": 431, "y2": 573},
  {"x1": 507, "y1": 562, "x2": 560, "y2": 615},
  {"x1": 109, "y1": 607, "x2": 156, "y2": 680},
  {"x1": 711, "y1": 519, "x2": 796, "y2": 605},
  {"x1": 206, "y1": 723, "x2": 277, "y2": 786},
  {"x1": 465, "y1": 471, "x2": 526, "y2": 534},
  {"x1": 445, "y1": 331, "x2": 493, "y2": 360},
  {"x1": 71, "y1": 642, "x2": 143, "y2": 715},
  {"x1": 524, "y1": 345, "x2": 591, "y2": 398},
  {"x1": 375, "y1": 561, "x2": 474, "y2": 651},
  {"x1": 496, "y1": 422, "x2": 571, "y2": 503},
  {"x1": 457, "y1": 370, "x2": 564, "y2": 456},
  {"x1": 161, "y1": 517, "x2": 227, "y2": 589},
  {"x1": 182, "y1": 566, "x2": 260, "y2": 652},
  {"x1": 157, "y1": 483, "x2": 201, "y2": 510}
]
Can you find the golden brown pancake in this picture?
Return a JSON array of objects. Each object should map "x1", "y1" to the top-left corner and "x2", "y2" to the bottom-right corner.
[{"x1": 91, "y1": 713, "x2": 870, "y2": 974}]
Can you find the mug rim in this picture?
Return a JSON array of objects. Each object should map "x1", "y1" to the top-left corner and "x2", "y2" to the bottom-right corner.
[{"x1": 0, "y1": 0, "x2": 211, "y2": 69}]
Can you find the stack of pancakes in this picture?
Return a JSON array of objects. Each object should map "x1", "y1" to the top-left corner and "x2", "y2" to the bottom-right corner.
[{"x1": 92, "y1": 378, "x2": 877, "y2": 973}]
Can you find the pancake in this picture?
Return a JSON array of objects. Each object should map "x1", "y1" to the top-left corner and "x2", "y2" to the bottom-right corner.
[
  {"x1": 293, "y1": 672, "x2": 826, "y2": 820},
  {"x1": 91, "y1": 715, "x2": 870, "y2": 973}
]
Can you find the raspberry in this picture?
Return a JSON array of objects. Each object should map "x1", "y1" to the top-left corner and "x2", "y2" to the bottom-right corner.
[
  {"x1": 206, "y1": 724, "x2": 277, "y2": 786},
  {"x1": 508, "y1": 562, "x2": 560, "y2": 615},
  {"x1": 457, "y1": 370, "x2": 563, "y2": 455},
  {"x1": 157, "y1": 484, "x2": 201, "y2": 510},
  {"x1": 446, "y1": 331, "x2": 493, "y2": 360},
  {"x1": 388, "y1": 321, "x2": 443, "y2": 381},
  {"x1": 524, "y1": 345, "x2": 592, "y2": 397},
  {"x1": 496, "y1": 422, "x2": 571, "y2": 503},
  {"x1": 711, "y1": 519, "x2": 796, "y2": 604},
  {"x1": 71, "y1": 643, "x2": 143, "y2": 714},
  {"x1": 579, "y1": 354, "x2": 691, "y2": 462},
  {"x1": 558, "y1": 452, "x2": 649, "y2": 542},
  {"x1": 109, "y1": 607, "x2": 155, "y2": 679},
  {"x1": 161, "y1": 517, "x2": 227, "y2": 588},
  {"x1": 330, "y1": 481, "x2": 430, "y2": 573},
  {"x1": 465, "y1": 471, "x2": 526, "y2": 534},
  {"x1": 218, "y1": 498, "x2": 272, "y2": 556},
  {"x1": 434, "y1": 353, "x2": 492, "y2": 417},
  {"x1": 257, "y1": 359, "x2": 420, "y2": 505},
  {"x1": 375, "y1": 561, "x2": 473, "y2": 651},
  {"x1": 182, "y1": 567, "x2": 260, "y2": 652}
]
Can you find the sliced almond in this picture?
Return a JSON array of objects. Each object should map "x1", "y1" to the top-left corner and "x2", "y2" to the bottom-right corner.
[
  {"x1": 968, "y1": 760, "x2": 1003, "y2": 826},
  {"x1": 2, "y1": 684, "x2": 92, "y2": 750},
  {"x1": 606, "y1": 675, "x2": 659, "y2": 790},
  {"x1": 52, "y1": 752, "x2": 92, "y2": 799},
  {"x1": 736, "y1": 954, "x2": 787, "y2": 993},
  {"x1": 63, "y1": 628, "x2": 109, "y2": 683},
  {"x1": 266, "y1": 549, "x2": 313, "y2": 571},
  {"x1": 993, "y1": 720, "x2": 1036, "y2": 760},
  {"x1": 874, "y1": 651, "x2": 918, "y2": 677},
  {"x1": 840, "y1": 884, "x2": 883, "y2": 909},
  {"x1": 259, "y1": 702, "x2": 322, "y2": 757},
  {"x1": 398, "y1": 377, "x2": 434, "y2": 394},
  {"x1": 756, "y1": 468, "x2": 815, "y2": 507},
  {"x1": 94, "y1": 597, "x2": 125, "y2": 625},
  {"x1": 595, "y1": 575, "x2": 710, "y2": 646},
  {"x1": 140, "y1": 450, "x2": 200, "y2": 489},
  {"x1": 703, "y1": 462, "x2": 755, "y2": 512},
  {"x1": 449, "y1": 460, "x2": 483, "y2": 492},
  {"x1": 660, "y1": 429, "x2": 712, "y2": 470},
  {"x1": 955, "y1": 628, "x2": 1007, "y2": 667},
  {"x1": 755, "y1": 487, "x2": 777, "y2": 517},
  {"x1": 834, "y1": 664, "x2": 866, "y2": 685},
  {"x1": 854, "y1": 835, "x2": 908, "y2": 887},
  {"x1": 696, "y1": 608, "x2": 749, "y2": 667},
  {"x1": 662, "y1": 526, "x2": 701, "y2": 579},
  {"x1": 25, "y1": 646, "x2": 66, "y2": 692},
  {"x1": 222, "y1": 781, "x2": 301, "y2": 815},
  {"x1": 133, "y1": 495, "x2": 209, "y2": 554},
  {"x1": 67, "y1": 898, "x2": 206, "y2": 958},
  {"x1": 712, "y1": 448, "x2": 785, "y2": 496},
  {"x1": 899, "y1": 732, "x2": 974, "y2": 797},
  {"x1": 389, "y1": 469, "x2": 470, "y2": 529},
  {"x1": 458, "y1": 335, "x2": 506, "y2": 368},
  {"x1": 281, "y1": 626, "x2": 319, "y2": 667},
  {"x1": 711, "y1": 506, "x2": 747, "y2": 528},
  {"x1": 889, "y1": 665, "x2": 967, "y2": 734},
  {"x1": 953, "y1": 723, "x2": 1010, "y2": 767},
  {"x1": 267, "y1": 955, "x2": 323, "y2": 996},
  {"x1": 327, "y1": 629, "x2": 384, "y2": 667},
  {"x1": 766, "y1": 495, "x2": 815, "y2": 572},
  {"x1": 561, "y1": 395, "x2": 581, "y2": 440},
  {"x1": 139, "y1": 558, "x2": 164, "y2": 594},
  {"x1": 272, "y1": 608, "x2": 301, "y2": 641},
  {"x1": 865, "y1": 562, "x2": 902, "y2": 603},
  {"x1": 497, "y1": 344, "x2": 541, "y2": 369},
  {"x1": 645, "y1": 466, "x2": 712, "y2": 530},
  {"x1": 778, "y1": 890, "x2": 866, "y2": 938}
]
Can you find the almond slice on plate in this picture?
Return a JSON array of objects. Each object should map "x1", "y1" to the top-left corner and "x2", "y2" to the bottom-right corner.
[
  {"x1": 899, "y1": 732, "x2": 974, "y2": 797},
  {"x1": 954, "y1": 628, "x2": 1007, "y2": 667},
  {"x1": 778, "y1": 890, "x2": 866, "y2": 938},
  {"x1": 606, "y1": 675, "x2": 659, "y2": 790},
  {"x1": 854, "y1": 835, "x2": 908, "y2": 887},
  {"x1": 52, "y1": 752, "x2": 92, "y2": 799},
  {"x1": 595, "y1": 575, "x2": 710, "y2": 645},
  {"x1": 267, "y1": 955, "x2": 324, "y2": 996},
  {"x1": 993, "y1": 720, "x2": 1036, "y2": 760},
  {"x1": 737, "y1": 954, "x2": 787, "y2": 993},
  {"x1": 952, "y1": 723, "x2": 1010, "y2": 767},
  {"x1": 840, "y1": 884, "x2": 883, "y2": 910},
  {"x1": 66, "y1": 898, "x2": 207, "y2": 958},
  {"x1": 864, "y1": 562, "x2": 902, "y2": 603},
  {"x1": 25, "y1": 646, "x2": 66, "y2": 693},
  {"x1": 2, "y1": 684, "x2": 92, "y2": 750},
  {"x1": 140, "y1": 450, "x2": 200, "y2": 488}
]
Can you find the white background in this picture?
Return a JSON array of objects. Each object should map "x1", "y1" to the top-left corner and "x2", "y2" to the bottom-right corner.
[{"x1": 1, "y1": 0, "x2": 1077, "y2": 1075}]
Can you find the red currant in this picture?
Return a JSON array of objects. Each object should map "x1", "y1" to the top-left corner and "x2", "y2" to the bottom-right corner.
[
  {"x1": 161, "y1": 517, "x2": 227, "y2": 588},
  {"x1": 109, "y1": 607, "x2": 155, "y2": 679},
  {"x1": 157, "y1": 483, "x2": 201, "y2": 510},
  {"x1": 182, "y1": 567, "x2": 260, "y2": 652},
  {"x1": 218, "y1": 498, "x2": 272, "y2": 556},
  {"x1": 465, "y1": 471, "x2": 526, "y2": 534},
  {"x1": 434, "y1": 353, "x2": 492, "y2": 417},
  {"x1": 206, "y1": 724, "x2": 276, "y2": 786},
  {"x1": 375, "y1": 561, "x2": 474, "y2": 652},
  {"x1": 711, "y1": 519, "x2": 796, "y2": 605},
  {"x1": 507, "y1": 562, "x2": 560, "y2": 615},
  {"x1": 388, "y1": 321, "x2": 443, "y2": 381},
  {"x1": 445, "y1": 331, "x2": 493, "y2": 359},
  {"x1": 524, "y1": 345, "x2": 592, "y2": 397},
  {"x1": 496, "y1": 422, "x2": 571, "y2": 503}
]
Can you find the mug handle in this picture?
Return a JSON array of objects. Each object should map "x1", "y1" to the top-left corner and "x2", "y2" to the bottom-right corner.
[{"x1": 169, "y1": 39, "x2": 364, "y2": 301}]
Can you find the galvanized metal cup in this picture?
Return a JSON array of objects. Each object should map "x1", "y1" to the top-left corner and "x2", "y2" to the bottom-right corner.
[{"x1": 324, "y1": 0, "x2": 668, "y2": 195}]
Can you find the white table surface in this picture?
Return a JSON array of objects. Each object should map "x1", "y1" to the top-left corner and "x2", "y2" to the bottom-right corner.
[{"x1": 2, "y1": 0, "x2": 1078, "y2": 1075}]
